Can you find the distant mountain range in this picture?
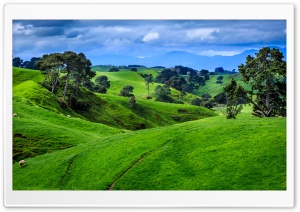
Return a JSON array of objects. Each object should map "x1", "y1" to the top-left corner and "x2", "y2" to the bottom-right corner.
[{"x1": 91, "y1": 47, "x2": 286, "y2": 71}]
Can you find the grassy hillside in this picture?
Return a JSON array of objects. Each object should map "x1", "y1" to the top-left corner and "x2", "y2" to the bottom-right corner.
[
  {"x1": 93, "y1": 69, "x2": 161, "y2": 98},
  {"x1": 13, "y1": 114, "x2": 286, "y2": 190},
  {"x1": 12, "y1": 66, "x2": 286, "y2": 191},
  {"x1": 13, "y1": 81, "x2": 126, "y2": 163},
  {"x1": 12, "y1": 67, "x2": 216, "y2": 162},
  {"x1": 194, "y1": 73, "x2": 251, "y2": 97},
  {"x1": 85, "y1": 93, "x2": 216, "y2": 130},
  {"x1": 93, "y1": 69, "x2": 199, "y2": 103},
  {"x1": 13, "y1": 67, "x2": 44, "y2": 86}
]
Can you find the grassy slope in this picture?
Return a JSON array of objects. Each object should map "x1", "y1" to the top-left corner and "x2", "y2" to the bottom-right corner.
[
  {"x1": 13, "y1": 113, "x2": 286, "y2": 190},
  {"x1": 93, "y1": 69, "x2": 161, "y2": 97},
  {"x1": 87, "y1": 93, "x2": 216, "y2": 130},
  {"x1": 194, "y1": 73, "x2": 251, "y2": 97},
  {"x1": 13, "y1": 67, "x2": 44, "y2": 86},
  {"x1": 12, "y1": 67, "x2": 215, "y2": 161},
  {"x1": 12, "y1": 68, "x2": 126, "y2": 162},
  {"x1": 93, "y1": 69, "x2": 197, "y2": 102}
]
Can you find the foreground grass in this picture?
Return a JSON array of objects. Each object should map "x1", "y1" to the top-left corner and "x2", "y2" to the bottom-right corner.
[{"x1": 13, "y1": 114, "x2": 286, "y2": 190}]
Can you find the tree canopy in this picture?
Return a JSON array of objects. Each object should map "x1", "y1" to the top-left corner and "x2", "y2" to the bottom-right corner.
[{"x1": 238, "y1": 47, "x2": 286, "y2": 117}]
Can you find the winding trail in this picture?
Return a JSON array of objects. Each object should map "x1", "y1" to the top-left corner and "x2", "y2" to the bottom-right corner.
[
  {"x1": 108, "y1": 158, "x2": 143, "y2": 190},
  {"x1": 107, "y1": 139, "x2": 173, "y2": 190},
  {"x1": 60, "y1": 154, "x2": 79, "y2": 184}
]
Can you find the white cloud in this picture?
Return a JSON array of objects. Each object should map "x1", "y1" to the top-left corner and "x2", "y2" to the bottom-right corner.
[
  {"x1": 199, "y1": 50, "x2": 241, "y2": 56},
  {"x1": 103, "y1": 38, "x2": 131, "y2": 46},
  {"x1": 142, "y1": 32, "x2": 160, "y2": 42},
  {"x1": 186, "y1": 28, "x2": 220, "y2": 41}
]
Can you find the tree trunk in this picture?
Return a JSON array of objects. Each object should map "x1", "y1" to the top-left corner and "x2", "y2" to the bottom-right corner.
[
  {"x1": 63, "y1": 73, "x2": 70, "y2": 100},
  {"x1": 146, "y1": 83, "x2": 149, "y2": 97},
  {"x1": 51, "y1": 77, "x2": 58, "y2": 93}
]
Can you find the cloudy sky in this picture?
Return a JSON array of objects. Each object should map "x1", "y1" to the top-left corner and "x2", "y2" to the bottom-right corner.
[{"x1": 13, "y1": 20, "x2": 286, "y2": 62}]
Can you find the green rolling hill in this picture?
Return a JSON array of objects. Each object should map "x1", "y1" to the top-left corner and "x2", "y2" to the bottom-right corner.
[{"x1": 12, "y1": 67, "x2": 286, "y2": 190}]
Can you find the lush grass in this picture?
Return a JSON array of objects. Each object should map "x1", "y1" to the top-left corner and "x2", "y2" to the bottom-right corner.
[
  {"x1": 13, "y1": 114, "x2": 286, "y2": 190},
  {"x1": 76, "y1": 93, "x2": 216, "y2": 130},
  {"x1": 13, "y1": 80, "x2": 126, "y2": 163},
  {"x1": 93, "y1": 70, "x2": 160, "y2": 98},
  {"x1": 13, "y1": 67, "x2": 44, "y2": 86},
  {"x1": 93, "y1": 69, "x2": 200, "y2": 103},
  {"x1": 12, "y1": 67, "x2": 286, "y2": 191},
  {"x1": 194, "y1": 73, "x2": 251, "y2": 97}
]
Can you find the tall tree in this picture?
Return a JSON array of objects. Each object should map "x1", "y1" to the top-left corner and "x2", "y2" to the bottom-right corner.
[
  {"x1": 62, "y1": 51, "x2": 78, "y2": 100},
  {"x1": 140, "y1": 74, "x2": 153, "y2": 97},
  {"x1": 222, "y1": 79, "x2": 248, "y2": 119},
  {"x1": 71, "y1": 53, "x2": 95, "y2": 95},
  {"x1": 35, "y1": 53, "x2": 64, "y2": 93},
  {"x1": 238, "y1": 47, "x2": 286, "y2": 117}
]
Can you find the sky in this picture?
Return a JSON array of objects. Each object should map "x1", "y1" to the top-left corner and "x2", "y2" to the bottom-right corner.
[{"x1": 13, "y1": 20, "x2": 286, "y2": 62}]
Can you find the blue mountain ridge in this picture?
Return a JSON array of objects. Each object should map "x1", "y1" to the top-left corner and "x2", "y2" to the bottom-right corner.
[{"x1": 91, "y1": 47, "x2": 286, "y2": 71}]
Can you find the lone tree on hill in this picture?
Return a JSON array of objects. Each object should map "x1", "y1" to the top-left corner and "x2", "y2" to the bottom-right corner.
[
  {"x1": 140, "y1": 73, "x2": 153, "y2": 98},
  {"x1": 216, "y1": 76, "x2": 224, "y2": 84},
  {"x1": 119, "y1": 85, "x2": 134, "y2": 97},
  {"x1": 95, "y1": 75, "x2": 110, "y2": 93},
  {"x1": 238, "y1": 47, "x2": 286, "y2": 117}
]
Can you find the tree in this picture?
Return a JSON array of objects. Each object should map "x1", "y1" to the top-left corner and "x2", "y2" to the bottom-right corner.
[
  {"x1": 13, "y1": 57, "x2": 23, "y2": 67},
  {"x1": 61, "y1": 51, "x2": 78, "y2": 100},
  {"x1": 108, "y1": 67, "x2": 119, "y2": 72},
  {"x1": 214, "y1": 92, "x2": 227, "y2": 104},
  {"x1": 71, "y1": 53, "x2": 95, "y2": 95},
  {"x1": 119, "y1": 85, "x2": 134, "y2": 97},
  {"x1": 199, "y1": 69, "x2": 209, "y2": 76},
  {"x1": 238, "y1": 47, "x2": 286, "y2": 117},
  {"x1": 216, "y1": 76, "x2": 224, "y2": 84},
  {"x1": 222, "y1": 79, "x2": 248, "y2": 119},
  {"x1": 191, "y1": 98, "x2": 202, "y2": 106},
  {"x1": 215, "y1": 67, "x2": 224, "y2": 73},
  {"x1": 130, "y1": 68, "x2": 138, "y2": 72},
  {"x1": 35, "y1": 53, "x2": 64, "y2": 93},
  {"x1": 95, "y1": 75, "x2": 110, "y2": 93},
  {"x1": 129, "y1": 96, "x2": 136, "y2": 108},
  {"x1": 140, "y1": 74, "x2": 153, "y2": 98},
  {"x1": 155, "y1": 68, "x2": 178, "y2": 84},
  {"x1": 154, "y1": 85, "x2": 173, "y2": 103}
]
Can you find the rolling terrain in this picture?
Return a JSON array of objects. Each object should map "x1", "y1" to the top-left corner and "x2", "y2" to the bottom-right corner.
[{"x1": 12, "y1": 67, "x2": 286, "y2": 190}]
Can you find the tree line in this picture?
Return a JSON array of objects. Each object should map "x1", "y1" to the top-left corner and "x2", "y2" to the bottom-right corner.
[{"x1": 13, "y1": 47, "x2": 286, "y2": 118}]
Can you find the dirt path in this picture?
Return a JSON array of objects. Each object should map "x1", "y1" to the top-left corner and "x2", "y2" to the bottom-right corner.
[
  {"x1": 107, "y1": 139, "x2": 173, "y2": 190},
  {"x1": 108, "y1": 158, "x2": 143, "y2": 190}
]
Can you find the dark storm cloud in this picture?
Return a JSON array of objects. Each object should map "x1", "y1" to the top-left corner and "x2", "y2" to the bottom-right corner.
[{"x1": 13, "y1": 20, "x2": 286, "y2": 60}]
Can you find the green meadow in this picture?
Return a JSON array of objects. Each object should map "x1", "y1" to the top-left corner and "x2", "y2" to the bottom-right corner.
[{"x1": 12, "y1": 66, "x2": 286, "y2": 190}]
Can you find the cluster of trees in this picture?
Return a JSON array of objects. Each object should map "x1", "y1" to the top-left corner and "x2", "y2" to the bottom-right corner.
[
  {"x1": 13, "y1": 57, "x2": 41, "y2": 70},
  {"x1": 238, "y1": 47, "x2": 286, "y2": 117},
  {"x1": 214, "y1": 47, "x2": 286, "y2": 119},
  {"x1": 155, "y1": 67, "x2": 210, "y2": 94},
  {"x1": 35, "y1": 51, "x2": 96, "y2": 110}
]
